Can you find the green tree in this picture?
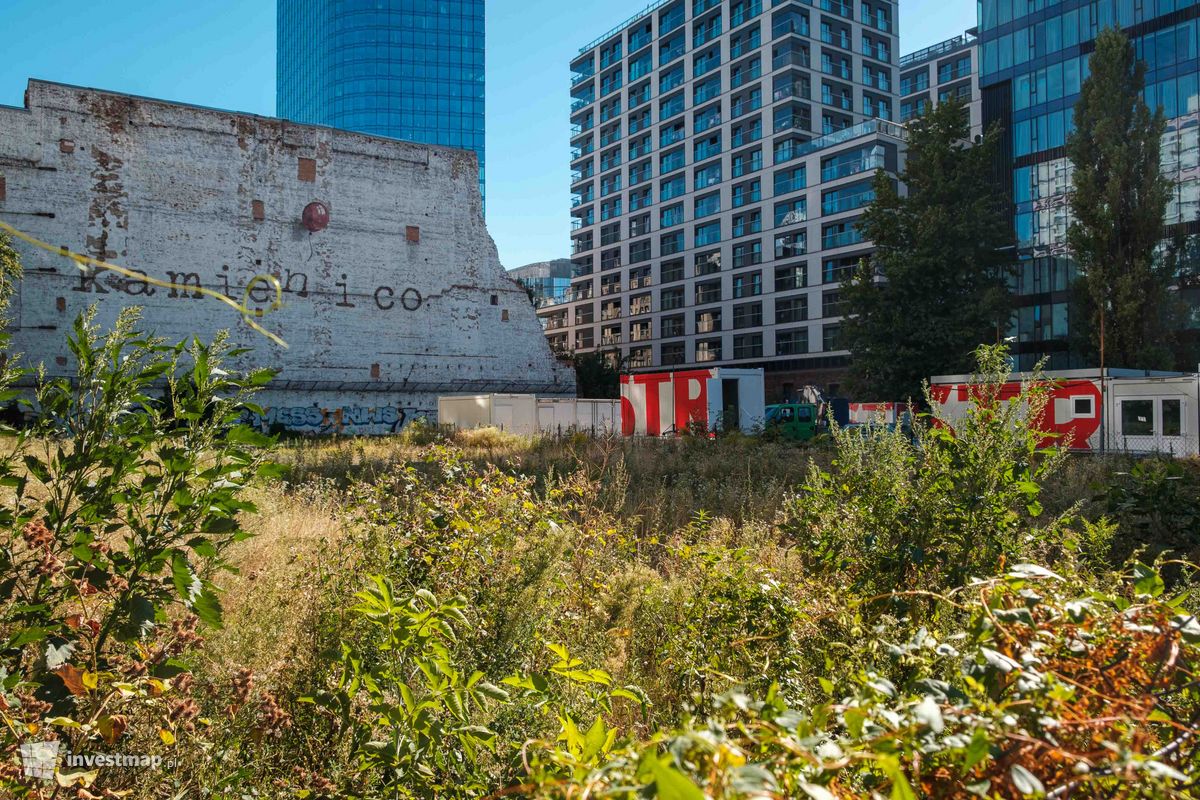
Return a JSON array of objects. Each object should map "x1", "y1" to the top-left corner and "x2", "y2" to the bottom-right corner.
[
  {"x1": 1067, "y1": 27, "x2": 1175, "y2": 369},
  {"x1": 571, "y1": 350, "x2": 619, "y2": 398},
  {"x1": 842, "y1": 99, "x2": 1014, "y2": 401}
]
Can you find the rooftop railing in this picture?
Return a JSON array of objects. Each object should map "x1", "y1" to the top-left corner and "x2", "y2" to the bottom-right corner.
[
  {"x1": 899, "y1": 33, "x2": 977, "y2": 68},
  {"x1": 578, "y1": 0, "x2": 676, "y2": 55}
]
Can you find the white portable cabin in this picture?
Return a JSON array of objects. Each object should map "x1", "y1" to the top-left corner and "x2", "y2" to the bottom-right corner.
[
  {"x1": 929, "y1": 368, "x2": 1200, "y2": 457},
  {"x1": 437, "y1": 394, "x2": 621, "y2": 436}
]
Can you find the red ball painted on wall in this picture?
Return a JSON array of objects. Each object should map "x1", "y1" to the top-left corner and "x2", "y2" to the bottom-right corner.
[{"x1": 302, "y1": 201, "x2": 329, "y2": 232}]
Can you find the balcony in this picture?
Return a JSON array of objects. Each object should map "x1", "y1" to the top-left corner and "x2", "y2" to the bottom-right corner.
[
  {"x1": 773, "y1": 83, "x2": 810, "y2": 101},
  {"x1": 694, "y1": 112, "x2": 722, "y2": 133},
  {"x1": 823, "y1": 228, "x2": 865, "y2": 249},
  {"x1": 821, "y1": 31, "x2": 851, "y2": 49},
  {"x1": 772, "y1": 49, "x2": 810, "y2": 70},
  {"x1": 822, "y1": 92, "x2": 852, "y2": 111},
  {"x1": 732, "y1": 96, "x2": 762, "y2": 118},
  {"x1": 819, "y1": 0, "x2": 852, "y2": 17}
]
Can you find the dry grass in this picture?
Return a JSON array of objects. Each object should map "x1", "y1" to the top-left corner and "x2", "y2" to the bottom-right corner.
[{"x1": 199, "y1": 482, "x2": 349, "y2": 685}]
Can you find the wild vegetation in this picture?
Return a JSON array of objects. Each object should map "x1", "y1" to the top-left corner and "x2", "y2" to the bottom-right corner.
[{"x1": 3, "y1": 312, "x2": 1200, "y2": 798}]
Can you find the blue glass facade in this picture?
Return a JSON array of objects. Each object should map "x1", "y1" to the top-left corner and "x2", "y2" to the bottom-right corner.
[
  {"x1": 978, "y1": 0, "x2": 1200, "y2": 369},
  {"x1": 277, "y1": 0, "x2": 486, "y2": 201}
]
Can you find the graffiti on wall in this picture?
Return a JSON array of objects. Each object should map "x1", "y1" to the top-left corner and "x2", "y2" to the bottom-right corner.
[{"x1": 240, "y1": 404, "x2": 434, "y2": 435}]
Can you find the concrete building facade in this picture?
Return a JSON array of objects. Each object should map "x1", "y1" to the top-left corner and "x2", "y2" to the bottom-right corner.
[
  {"x1": 899, "y1": 32, "x2": 982, "y2": 139},
  {"x1": 546, "y1": 0, "x2": 904, "y2": 398},
  {"x1": 0, "y1": 80, "x2": 572, "y2": 434}
]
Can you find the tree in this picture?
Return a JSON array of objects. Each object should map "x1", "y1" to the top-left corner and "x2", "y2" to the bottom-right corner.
[
  {"x1": 571, "y1": 350, "x2": 619, "y2": 398},
  {"x1": 1067, "y1": 27, "x2": 1175, "y2": 370},
  {"x1": 842, "y1": 99, "x2": 1015, "y2": 401}
]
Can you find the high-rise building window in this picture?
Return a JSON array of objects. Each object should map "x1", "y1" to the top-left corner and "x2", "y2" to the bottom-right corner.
[{"x1": 277, "y1": 0, "x2": 486, "y2": 202}]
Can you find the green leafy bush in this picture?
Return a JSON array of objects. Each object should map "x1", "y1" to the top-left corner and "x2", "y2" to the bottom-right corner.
[{"x1": 0, "y1": 309, "x2": 276, "y2": 797}]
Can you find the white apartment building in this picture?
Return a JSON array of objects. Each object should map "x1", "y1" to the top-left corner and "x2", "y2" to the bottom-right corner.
[{"x1": 542, "y1": 0, "x2": 905, "y2": 397}]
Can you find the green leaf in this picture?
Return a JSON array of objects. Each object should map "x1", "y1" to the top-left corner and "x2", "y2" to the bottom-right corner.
[
  {"x1": 193, "y1": 583, "x2": 224, "y2": 629},
  {"x1": 170, "y1": 551, "x2": 201, "y2": 604},
  {"x1": 1132, "y1": 562, "x2": 1165, "y2": 599},
  {"x1": 648, "y1": 755, "x2": 705, "y2": 800}
]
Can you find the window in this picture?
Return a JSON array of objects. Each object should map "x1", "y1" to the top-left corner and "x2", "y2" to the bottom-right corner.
[
  {"x1": 629, "y1": 239, "x2": 651, "y2": 264},
  {"x1": 661, "y1": 314, "x2": 686, "y2": 338},
  {"x1": 732, "y1": 239, "x2": 762, "y2": 266},
  {"x1": 694, "y1": 102, "x2": 722, "y2": 133},
  {"x1": 775, "y1": 328, "x2": 808, "y2": 355},
  {"x1": 661, "y1": 146, "x2": 685, "y2": 174},
  {"x1": 661, "y1": 230, "x2": 685, "y2": 255},
  {"x1": 629, "y1": 134, "x2": 653, "y2": 159},
  {"x1": 660, "y1": 91, "x2": 685, "y2": 120},
  {"x1": 661, "y1": 29, "x2": 686, "y2": 65},
  {"x1": 694, "y1": 191, "x2": 721, "y2": 218},
  {"x1": 1164, "y1": 400, "x2": 1183, "y2": 437},
  {"x1": 696, "y1": 308, "x2": 722, "y2": 333},
  {"x1": 657, "y1": 287, "x2": 686, "y2": 311},
  {"x1": 661, "y1": 120, "x2": 686, "y2": 147},
  {"x1": 775, "y1": 231, "x2": 806, "y2": 258},
  {"x1": 822, "y1": 180, "x2": 875, "y2": 215},
  {"x1": 732, "y1": 211, "x2": 762, "y2": 238},
  {"x1": 821, "y1": 289, "x2": 845, "y2": 318},
  {"x1": 774, "y1": 198, "x2": 807, "y2": 227},
  {"x1": 661, "y1": 287, "x2": 685, "y2": 313},
  {"x1": 661, "y1": 203, "x2": 684, "y2": 228},
  {"x1": 600, "y1": 222, "x2": 621, "y2": 246},
  {"x1": 600, "y1": 247, "x2": 622, "y2": 270},
  {"x1": 731, "y1": 147, "x2": 762, "y2": 177},
  {"x1": 774, "y1": 165, "x2": 806, "y2": 194},
  {"x1": 661, "y1": 259, "x2": 685, "y2": 284},
  {"x1": 695, "y1": 280, "x2": 722, "y2": 305},
  {"x1": 823, "y1": 256, "x2": 857, "y2": 283},
  {"x1": 629, "y1": 187, "x2": 653, "y2": 210},
  {"x1": 775, "y1": 263, "x2": 806, "y2": 291},
  {"x1": 629, "y1": 213, "x2": 651, "y2": 238},
  {"x1": 733, "y1": 301, "x2": 762, "y2": 329},
  {"x1": 660, "y1": 64, "x2": 684, "y2": 94},
  {"x1": 1121, "y1": 400, "x2": 1155, "y2": 437},
  {"x1": 823, "y1": 221, "x2": 864, "y2": 249},
  {"x1": 696, "y1": 337, "x2": 722, "y2": 362},
  {"x1": 732, "y1": 270, "x2": 762, "y2": 298},
  {"x1": 630, "y1": 293, "x2": 652, "y2": 315},
  {"x1": 733, "y1": 333, "x2": 763, "y2": 359},
  {"x1": 695, "y1": 220, "x2": 722, "y2": 246},
  {"x1": 601, "y1": 198, "x2": 622, "y2": 221},
  {"x1": 629, "y1": 108, "x2": 652, "y2": 134},
  {"x1": 822, "y1": 323, "x2": 842, "y2": 352},
  {"x1": 775, "y1": 295, "x2": 807, "y2": 323},
  {"x1": 662, "y1": 342, "x2": 686, "y2": 365},
  {"x1": 695, "y1": 132, "x2": 723, "y2": 162},
  {"x1": 732, "y1": 179, "x2": 761, "y2": 207},
  {"x1": 694, "y1": 161, "x2": 722, "y2": 189},
  {"x1": 661, "y1": 175, "x2": 686, "y2": 201},
  {"x1": 694, "y1": 75, "x2": 722, "y2": 104},
  {"x1": 695, "y1": 250, "x2": 722, "y2": 275}
]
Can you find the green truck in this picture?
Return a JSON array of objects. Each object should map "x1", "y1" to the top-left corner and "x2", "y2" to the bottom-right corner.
[{"x1": 763, "y1": 402, "x2": 821, "y2": 441}]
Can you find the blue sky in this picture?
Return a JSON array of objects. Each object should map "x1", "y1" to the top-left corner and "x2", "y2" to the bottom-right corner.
[{"x1": 0, "y1": 1, "x2": 976, "y2": 269}]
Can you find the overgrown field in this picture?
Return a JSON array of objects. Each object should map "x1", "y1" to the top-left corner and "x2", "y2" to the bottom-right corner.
[{"x1": 5, "y1": 317, "x2": 1200, "y2": 798}]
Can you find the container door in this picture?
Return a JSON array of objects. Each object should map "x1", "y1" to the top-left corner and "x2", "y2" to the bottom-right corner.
[
  {"x1": 1115, "y1": 396, "x2": 1188, "y2": 455},
  {"x1": 722, "y1": 379, "x2": 741, "y2": 432}
]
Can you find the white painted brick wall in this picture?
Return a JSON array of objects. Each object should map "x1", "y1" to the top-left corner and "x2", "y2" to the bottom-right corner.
[{"x1": 0, "y1": 81, "x2": 574, "y2": 432}]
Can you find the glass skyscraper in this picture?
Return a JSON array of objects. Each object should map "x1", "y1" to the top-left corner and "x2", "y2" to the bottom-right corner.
[
  {"x1": 978, "y1": 0, "x2": 1199, "y2": 369},
  {"x1": 277, "y1": 0, "x2": 486, "y2": 201}
]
